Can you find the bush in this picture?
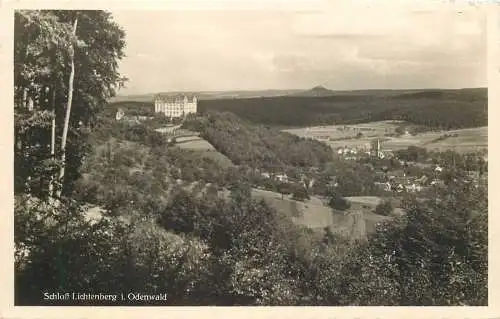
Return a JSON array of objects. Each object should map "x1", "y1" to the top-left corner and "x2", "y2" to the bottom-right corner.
[
  {"x1": 328, "y1": 194, "x2": 351, "y2": 211},
  {"x1": 292, "y1": 185, "x2": 310, "y2": 201},
  {"x1": 374, "y1": 199, "x2": 393, "y2": 216}
]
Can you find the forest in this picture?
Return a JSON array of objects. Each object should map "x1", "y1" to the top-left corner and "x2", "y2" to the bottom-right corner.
[
  {"x1": 14, "y1": 10, "x2": 488, "y2": 307},
  {"x1": 196, "y1": 88, "x2": 487, "y2": 129},
  {"x1": 182, "y1": 112, "x2": 333, "y2": 169}
]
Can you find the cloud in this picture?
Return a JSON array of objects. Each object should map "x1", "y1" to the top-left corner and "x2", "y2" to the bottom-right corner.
[{"x1": 110, "y1": 7, "x2": 486, "y2": 94}]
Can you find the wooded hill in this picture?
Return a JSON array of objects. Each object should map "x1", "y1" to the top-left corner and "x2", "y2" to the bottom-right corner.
[
  {"x1": 111, "y1": 88, "x2": 486, "y2": 129},
  {"x1": 197, "y1": 88, "x2": 487, "y2": 129},
  {"x1": 182, "y1": 112, "x2": 333, "y2": 170}
]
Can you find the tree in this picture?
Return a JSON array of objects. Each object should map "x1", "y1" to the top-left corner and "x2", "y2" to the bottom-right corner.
[
  {"x1": 276, "y1": 182, "x2": 292, "y2": 200},
  {"x1": 58, "y1": 15, "x2": 78, "y2": 196},
  {"x1": 328, "y1": 193, "x2": 351, "y2": 211},
  {"x1": 374, "y1": 199, "x2": 393, "y2": 216},
  {"x1": 335, "y1": 181, "x2": 487, "y2": 306},
  {"x1": 14, "y1": 10, "x2": 126, "y2": 198},
  {"x1": 292, "y1": 185, "x2": 310, "y2": 201},
  {"x1": 15, "y1": 10, "x2": 75, "y2": 196}
]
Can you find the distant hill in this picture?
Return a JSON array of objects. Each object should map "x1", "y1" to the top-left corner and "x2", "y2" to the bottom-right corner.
[{"x1": 290, "y1": 85, "x2": 336, "y2": 97}]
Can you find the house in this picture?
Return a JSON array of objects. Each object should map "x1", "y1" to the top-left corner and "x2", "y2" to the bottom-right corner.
[
  {"x1": 415, "y1": 175, "x2": 429, "y2": 185},
  {"x1": 137, "y1": 115, "x2": 154, "y2": 121},
  {"x1": 395, "y1": 183, "x2": 405, "y2": 193},
  {"x1": 299, "y1": 175, "x2": 315, "y2": 189},
  {"x1": 375, "y1": 182, "x2": 391, "y2": 192},
  {"x1": 406, "y1": 183, "x2": 422, "y2": 193},
  {"x1": 388, "y1": 170, "x2": 406, "y2": 180},
  {"x1": 434, "y1": 165, "x2": 443, "y2": 173},
  {"x1": 275, "y1": 174, "x2": 288, "y2": 182},
  {"x1": 384, "y1": 150, "x2": 395, "y2": 158},
  {"x1": 115, "y1": 108, "x2": 125, "y2": 120},
  {"x1": 261, "y1": 172, "x2": 271, "y2": 179},
  {"x1": 154, "y1": 93, "x2": 197, "y2": 118},
  {"x1": 430, "y1": 179, "x2": 445, "y2": 186}
]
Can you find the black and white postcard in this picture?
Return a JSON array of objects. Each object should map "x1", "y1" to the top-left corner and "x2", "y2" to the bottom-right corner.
[{"x1": 1, "y1": 0, "x2": 498, "y2": 318}]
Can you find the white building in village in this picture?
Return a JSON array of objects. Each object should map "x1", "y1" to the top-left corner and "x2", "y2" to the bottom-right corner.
[{"x1": 154, "y1": 94, "x2": 197, "y2": 118}]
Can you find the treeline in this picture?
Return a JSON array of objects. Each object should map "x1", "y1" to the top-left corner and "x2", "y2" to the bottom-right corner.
[
  {"x1": 105, "y1": 101, "x2": 156, "y2": 117},
  {"x1": 196, "y1": 88, "x2": 487, "y2": 129},
  {"x1": 182, "y1": 112, "x2": 333, "y2": 169}
]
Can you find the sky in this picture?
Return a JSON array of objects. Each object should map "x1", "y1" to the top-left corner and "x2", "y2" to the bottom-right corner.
[{"x1": 110, "y1": 5, "x2": 487, "y2": 95}]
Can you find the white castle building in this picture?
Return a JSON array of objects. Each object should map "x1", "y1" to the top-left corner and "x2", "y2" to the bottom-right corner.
[{"x1": 154, "y1": 94, "x2": 197, "y2": 118}]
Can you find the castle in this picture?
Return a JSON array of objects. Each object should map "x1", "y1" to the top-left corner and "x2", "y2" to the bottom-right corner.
[{"x1": 154, "y1": 94, "x2": 197, "y2": 118}]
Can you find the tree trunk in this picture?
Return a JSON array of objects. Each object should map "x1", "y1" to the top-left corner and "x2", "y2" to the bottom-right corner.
[
  {"x1": 57, "y1": 16, "x2": 78, "y2": 197},
  {"x1": 49, "y1": 86, "x2": 56, "y2": 197},
  {"x1": 22, "y1": 88, "x2": 28, "y2": 109}
]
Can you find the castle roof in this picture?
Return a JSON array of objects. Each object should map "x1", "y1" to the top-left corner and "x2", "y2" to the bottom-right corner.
[{"x1": 154, "y1": 93, "x2": 197, "y2": 103}]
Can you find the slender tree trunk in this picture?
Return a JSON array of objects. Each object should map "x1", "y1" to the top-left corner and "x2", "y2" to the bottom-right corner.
[
  {"x1": 58, "y1": 17, "x2": 78, "y2": 197},
  {"x1": 49, "y1": 86, "x2": 56, "y2": 197},
  {"x1": 22, "y1": 88, "x2": 28, "y2": 109}
]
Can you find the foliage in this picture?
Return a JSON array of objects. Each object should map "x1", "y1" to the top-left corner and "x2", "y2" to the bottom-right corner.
[
  {"x1": 374, "y1": 199, "x2": 393, "y2": 216},
  {"x1": 194, "y1": 88, "x2": 487, "y2": 129},
  {"x1": 291, "y1": 185, "x2": 310, "y2": 202},
  {"x1": 14, "y1": 10, "x2": 126, "y2": 197},
  {"x1": 15, "y1": 195, "x2": 129, "y2": 305},
  {"x1": 328, "y1": 192, "x2": 351, "y2": 211},
  {"x1": 335, "y1": 181, "x2": 487, "y2": 306},
  {"x1": 395, "y1": 146, "x2": 428, "y2": 162},
  {"x1": 14, "y1": 194, "x2": 216, "y2": 305},
  {"x1": 183, "y1": 112, "x2": 333, "y2": 169}
]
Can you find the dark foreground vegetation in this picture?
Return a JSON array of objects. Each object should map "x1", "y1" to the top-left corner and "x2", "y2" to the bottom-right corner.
[
  {"x1": 14, "y1": 10, "x2": 487, "y2": 306},
  {"x1": 16, "y1": 108, "x2": 488, "y2": 306}
]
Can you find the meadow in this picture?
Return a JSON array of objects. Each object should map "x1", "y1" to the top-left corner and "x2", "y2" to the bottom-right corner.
[
  {"x1": 285, "y1": 123, "x2": 488, "y2": 153},
  {"x1": 250, "y1": 188, "x2": 393, "y2": 238},
  {"x1": 174, "y1": 135, "x2": 235, "y2": 167}
]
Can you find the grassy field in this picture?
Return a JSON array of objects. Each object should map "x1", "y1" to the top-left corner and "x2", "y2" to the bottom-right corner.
[
  {"x1": 285, "y1": 123, "x2": 487, "y2": 153},
  {"x1": 176, "y1": 137, "x2": 215, "y2": 150},
  {"x1": 284, "y1": 121, "x2": 402, "y2": 141},
  {"x1": 250, "y1": 189, "x2": 393, "y2": 238},
  {"x1": 174, "y1": 135, "x2": 234, "y2": 167},
  {"x1": 251, "y1": 188, "x2": 333, "y2": 228},
  {"x1": 344, "y1": 196, "x2": 383, "y2": 208}
]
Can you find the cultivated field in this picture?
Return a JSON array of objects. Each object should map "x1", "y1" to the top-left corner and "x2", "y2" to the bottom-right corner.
[
  {"x1": 285, "y1": 123, "x2": 487, "y2": 153},
  {"x1": 284, "y1": 121, "x2": 402, "y2": 141}
]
